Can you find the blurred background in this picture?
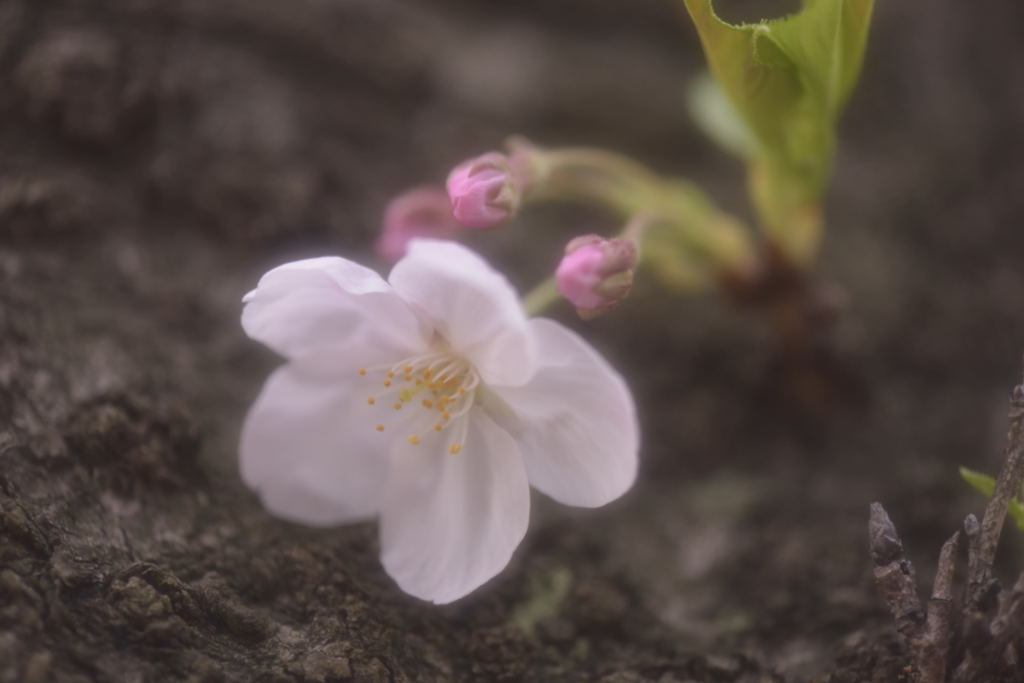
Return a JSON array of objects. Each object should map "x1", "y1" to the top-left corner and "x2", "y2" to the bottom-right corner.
[{"x1": 3, "y1": 1, "x2": 1024, "y2": 681}]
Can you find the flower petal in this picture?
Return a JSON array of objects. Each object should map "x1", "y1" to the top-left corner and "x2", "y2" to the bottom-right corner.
[
  {"x1": 242, "y1": 257, "x2": 428, "y2": 360},
  {"x1": 240, "y1": 350, "x2": 393, "y2": 526},
  {"x1": 494, "y1": 319, "x2": 638, "y2": 508},
  {"x1": 388, "y1": 240, "x2": 535, "y2": 386},
  {"x1": 380, "y1": 408, "x2": 530, "y2": 603}
]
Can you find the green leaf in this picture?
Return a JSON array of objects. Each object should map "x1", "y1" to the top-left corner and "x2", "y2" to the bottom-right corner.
[
  {"x1": 959, "y1": 466, "x2": 1024, "y2": 532},
  {"x1": 765, "y1": 0, "x2": 874, "y2": 117},
  {"x1": 959, "y1": 466, "x2": 997, "y2": 497},
  {"x1": 1010, "y1": 500, "x2": 1024, "y2": 532},
  {"x1": 683, "y1": 0, "x2": 873, "y2": 169},
  {"x1": 682, "y1": 0, "x2": 874, "y2": 263},
  {"x1": 686, "y1": 73, "x2": 757, "y2": 159}
]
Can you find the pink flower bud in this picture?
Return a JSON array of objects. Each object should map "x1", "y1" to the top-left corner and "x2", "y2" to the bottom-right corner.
[
  {"x1": 555, "y1": 235, "x2": 637, "y2": 319},
  {"x1": 446, "y1": 152, "x2": 520, "y2": 228},
  {"x1": 375, "y1": 187, "x2": 461, "y2": 262}
]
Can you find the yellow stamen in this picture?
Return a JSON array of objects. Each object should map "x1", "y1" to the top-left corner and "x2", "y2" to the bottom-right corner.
[
  {"x1": 422, "y1": 399, "x2": 433, "y2": 408},
  {"x1": 383, "y1": 379, "x2": 392, "y2": 387},
  {"x1": 404, "y1": 374, "x2": 412, "y2": 382},
  {"x1": 441, "y1": 411, "x2": 450, "y2": 420},
  {"x1": 393, "y1": 402, "x2": 402, "y2": 410},
  {"x1": 375, "y1": 424, "x2": 385, "y2": 432},
  {"x1": 408, "y1": 434, "x2": 420, "y2": 445},
  {"x1": 367, "y1": 397, "x2": 375, "y2": 405},
  {"x1": 403, "y1": 365, "x2": 413, "y2": 373},
  {"x1": 448, "y1": 443, "x2": 461, "y2": 454},
  {"x1": 358, "y1": 368, "x2": 367, "y2": 376},
  {"x1": 386, "y1": 371, "x2": 395, "y2": 379},
  {"x1": 434, "y1": 424, "x2": 442, "y2": 431}
]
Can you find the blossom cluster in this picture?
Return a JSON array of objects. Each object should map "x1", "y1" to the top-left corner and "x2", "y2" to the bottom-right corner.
[
  {"x1": 376, "y1": 147, "x2": 641, "y2": 318},
  {"x1": 237, "y1": 138, "x2": 686, "y2": 602}
]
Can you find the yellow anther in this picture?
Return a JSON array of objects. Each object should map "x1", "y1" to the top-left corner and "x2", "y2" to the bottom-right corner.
[
  {"x1": 441, "y1": 411, "x2": 450, "y2": 420},
  {"x1": 393, "y1": 402, "x2": 402, "y2": 410},
  {"x1": 375, "y1": 424, "x2": 385, "y2": 432},
  {"x1": 424, "y1": 369, "x2": 433, "y2": 379},
  {"x1": 403, "y1": 365, "x2": 413, "y2": 373},
  {"x1": 367, "y1": 397, "x2": 375, "y2": 405},
  {"x1": 404, "y1": 375, "x2": 412, "y2": 382},
  {"x1": 383, "y1": 379, "x2": 392, "y2": 387},
  {"x1": 358, "y1": 368, "x2": 367, "y2": 376},
  {"x1": 422, "y1": 399, "x2": 433, "y2": 408},
  {"x1": 386, "y1": 371, "x2": 395, "y2": 379},
  {"x1": 408, "y1": 434, "x2": 420, "y2": 445},
  {"x1": 448, "y1": 443, "x2": 461, "y2": 455},
  {"x1": 433, "y1": 424, "x2": 442, "y2": 431},
  {"x1": 415, "y1": 379, "x2": 423, "y2": 386},
  {"x1": 458, "y1": 387, "x2": 466, "y2": 395}
]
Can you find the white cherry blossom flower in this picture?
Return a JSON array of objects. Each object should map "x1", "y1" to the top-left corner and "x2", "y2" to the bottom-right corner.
[{"x1": 239, "y1": 240, "x2": 638, "y2": 604}]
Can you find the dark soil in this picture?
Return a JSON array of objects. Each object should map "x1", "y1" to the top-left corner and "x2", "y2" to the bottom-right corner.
[{"x1": 3, "y1": 1, "x2": 1024, "y2": 681}]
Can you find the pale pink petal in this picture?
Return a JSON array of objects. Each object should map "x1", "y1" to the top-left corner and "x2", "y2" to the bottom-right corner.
[
  {"x1": 242, "y1": 257, "x2": 428, "y2": 360},
  {"x1": 556, "y1": 242, "x2": 610, "y2": 309},
  {"x1": 388, "y1": 240, "x2": 535, "y2": 386},
  {"x1": 375, "y1": 187, "x2": 461, "y2": 263},
  {"x1": 379, "y1": 409, "x2": 530, "y2": 604},
  {"x1": 494, "y1": 319, "x2": 638, "y2": 508},
  {"x1": 240, "y1": 349, "x2": 395, "y2": 526}
]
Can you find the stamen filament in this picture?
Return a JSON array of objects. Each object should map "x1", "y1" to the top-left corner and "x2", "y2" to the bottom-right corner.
[
  {"x1": 448, "y1": 415, "x2": 470, "y2": 455},
  {"x1": 358, "y1": 349, "x2": 480, "y2": 439}
]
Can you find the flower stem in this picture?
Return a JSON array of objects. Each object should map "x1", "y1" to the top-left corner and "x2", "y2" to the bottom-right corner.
[
  {"x1": 521, "y1": 277, "x2": 560, "y2": 316},
  {"x1": 515, "y1": 140, "x2": 758, "y2": 288},
  {"x1": 620, "y1": 212, "x2": 655, "y2": 244}
]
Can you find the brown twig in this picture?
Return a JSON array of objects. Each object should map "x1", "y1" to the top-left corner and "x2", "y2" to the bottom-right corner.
[
  {"x1": 917, "y1": 531, "x2": 960, "y2": 683},
  {"x1": 968, "y1": 378, "x2": 1024, "y2": 609},
  {"x1": 957, "y1": 512, "x2": 992, "y2": 679},
  {"x1": 869, "y1": 502, "x2": 924, "y2": 641},
  {"x1": 870, "y1": 504, "x2": 962, "y2": 683},
  {"x1": 873, "y1": 361, "x2": 1024, "y2": 682},
  {"x1": 991, "y1": 572, "x2": 1024, "y2": 639},
  {"x1": 963, "y1": 514, "x2": 981, "y2": 599}
]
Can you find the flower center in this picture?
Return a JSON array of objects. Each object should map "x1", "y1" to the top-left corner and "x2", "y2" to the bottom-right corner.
[{"x1": 358, "y1": 350, "x2": 478, "y2": 454}]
